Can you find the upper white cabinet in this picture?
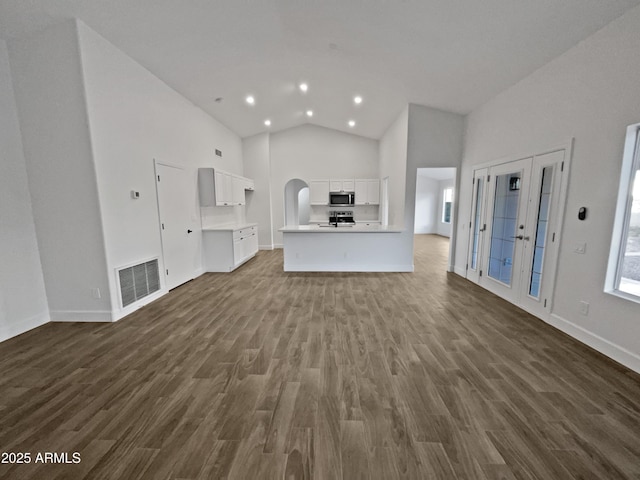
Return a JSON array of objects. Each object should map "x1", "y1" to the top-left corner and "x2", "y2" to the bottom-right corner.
[
  {"x1": 214, "y1": 170, "x2": 233, "y2": 206},
  {"x1": 310, "y1": 180, "x2": 330, "y2": 205},
  {"x1": 355, "y1": 179, "x2": 380, "y2": 205},
  {"x1": 232, "y1": 175, "x2": 245, "y2": 206},
  {"x1": 330, "y1": 179, "x2": 355, "y2": 192},
  {"x1": 198, "y1": 168, "x2": 254, "y2": 207}
]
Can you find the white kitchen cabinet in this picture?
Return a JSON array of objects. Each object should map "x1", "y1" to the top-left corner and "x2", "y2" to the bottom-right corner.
[
  {"x1": 198, "y1": 168, "x2": 254, "y2": 207},
  {"x1": 232, "y1": 175, "x2": 245, "y2": 206},
  {"x1": 202, "y1": 224, "x2": 258, "y2": 272},
  {"x1": 310, "y1": 180, "x2": 330, "y2": 205},
  {"x1": 354, "y1": 179, "x2": 380, "y2": 205},
  {"x1": 330, "y1": 179, "x2": 355, "y2": 192}
]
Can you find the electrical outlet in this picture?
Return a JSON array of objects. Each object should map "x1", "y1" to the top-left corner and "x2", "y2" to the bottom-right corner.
[{"x1": 579, "y1": 300, "x2": 589, "y2": 316}]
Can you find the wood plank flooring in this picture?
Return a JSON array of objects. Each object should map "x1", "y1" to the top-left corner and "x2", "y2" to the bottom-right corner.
[{"x1": 0, "y1": 234, "x2": 639, "y2": 479}]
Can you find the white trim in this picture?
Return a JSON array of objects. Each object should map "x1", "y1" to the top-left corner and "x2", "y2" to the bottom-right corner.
[
  {"x1": 274, "y1": 243, "x2": 284, "y2": 249},
  {"x1": 0, "y1": 312, "x2": 50, "y2": 343},
  {"x1": 606, "y1": 123, "x2": 640, "y2": 300},
  {"x1": 453, "y1": 266, "x2": 467, "y2": 276},
  {"x1": 111, "y1": 288, "x2": 168, "y2": 321},
  {"x1": 548, "y1": 313, "x2": 640, "y2": 374},
  {"x1": 283, "y1": 263, "x2": 414, "y2": 272},
  {"x1": 51, "y1": 310, "x2": 112, "y2": 322},
  {"x1": 259, "y1": 245, "x2": 274, "y2": 250},
  {"x1": 468, "y1": 139, "x2": 574, "y2": 171}
]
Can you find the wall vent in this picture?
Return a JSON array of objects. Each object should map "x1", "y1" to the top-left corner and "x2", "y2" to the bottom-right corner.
[{"x1": 118, "y1": 259, "x2": 160, "y2": 308}]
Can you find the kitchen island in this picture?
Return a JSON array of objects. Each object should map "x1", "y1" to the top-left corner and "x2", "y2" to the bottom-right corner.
[{"x1": 279, "y1": 224, "x2": 410, "y2": 272}]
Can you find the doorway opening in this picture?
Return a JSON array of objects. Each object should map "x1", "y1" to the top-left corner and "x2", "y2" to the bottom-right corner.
[
  {"x1": 414, "y1": 168, "x2": 457, "y2": 270},
  {"x1": 284, "y1": 179, "x2": 310, "y2": 226}
]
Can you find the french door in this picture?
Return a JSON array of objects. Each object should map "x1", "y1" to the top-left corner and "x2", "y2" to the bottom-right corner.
[{"x1": 467, "y1": 149, "x2": 566, "y2": 317}]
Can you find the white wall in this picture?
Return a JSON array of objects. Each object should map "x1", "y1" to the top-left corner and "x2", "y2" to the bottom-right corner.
[
  {"x1": 77, "y1": 21, "x2": 243, "y2": 318},
  {"x1": 0, "y1": 40, "x2": 50, "y2": 341},
  {"x1": 270, "y1": 124, "x2": 379, "y2": 246},
  {"x1": 414, "y1": 175, "x2": 439, "y2": 234},
  {"x1": 437, "y1": 179, "x2": 455, "y2": 237},
  {"x1": 379, "y1": 107, "x2": 408, "y2": 227},
  {"x1": 243, "y1": 133, "x2": 274, "y2": 249},
  {"x1": 402, "y1": 105, "x2": 464, "y2": 268},
  {"x1": 456, "y1": 4, "x2": 640, "y2": 371},
  {"x1": 9, "y1": 20, "x2": 112, "y2": 321}
]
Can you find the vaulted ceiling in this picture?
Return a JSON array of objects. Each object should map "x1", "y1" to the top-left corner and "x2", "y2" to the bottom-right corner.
[{"x1": 2, "y1": 0, "x2": 639, "y2": 139}]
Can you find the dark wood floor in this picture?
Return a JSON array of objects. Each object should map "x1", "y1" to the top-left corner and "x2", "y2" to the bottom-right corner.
[{"x1": 0, "y1": 235, "x2": 639, "y2": 479}]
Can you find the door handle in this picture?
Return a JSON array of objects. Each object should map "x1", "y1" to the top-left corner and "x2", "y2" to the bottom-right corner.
[
  {"x1": 511, "y1": 235, "x2": 524, "y2": 240},
  {"x1": 187, "y1": 229, "x2": 193, "y2": 234}
]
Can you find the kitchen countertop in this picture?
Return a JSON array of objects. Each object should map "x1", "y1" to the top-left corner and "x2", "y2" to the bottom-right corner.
[
  {"x1": 202, "y1": 222, "x2": 257, "y2": 232},
  {"x1": 279, "y1": 224, "x2": 403, "y2": 233}
]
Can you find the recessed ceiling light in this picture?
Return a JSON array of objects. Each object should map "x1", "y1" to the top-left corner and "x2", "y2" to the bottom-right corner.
[
  {"x1": 264, "y1": 119, "x2": 271, "y2": 126},
  {"x1": 306, "y1": 110, "x2": 313, "y2": 117},
  {"x1": 246, "y1": 95, "x2": 255, "y2": 105},
  {"x1": 354, "y1": 95, "x2": 363, "y2": 105},
  {"x1": 299, "y1": 83, "x2": 308, "y2": 93},
  {"x1": 348, "y1": 120, "x2": 356, "y2": 127}
]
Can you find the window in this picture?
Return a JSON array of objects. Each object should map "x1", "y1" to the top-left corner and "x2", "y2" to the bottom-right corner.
[
  {"x1": 442, "y1": 187, "x2": 453, "y2": 223},
  {"x1": 607, "y1": 123, "x2": 640, "y2": 300}
]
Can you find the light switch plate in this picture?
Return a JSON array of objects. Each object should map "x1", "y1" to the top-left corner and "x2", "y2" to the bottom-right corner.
[{"x1": 574, "y1": 243, "x2": 586, "y2": 254}]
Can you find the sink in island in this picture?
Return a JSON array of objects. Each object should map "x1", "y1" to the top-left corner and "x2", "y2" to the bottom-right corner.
[{"x1": 279, "y1": 224, "x2": 409, "y2": 272}]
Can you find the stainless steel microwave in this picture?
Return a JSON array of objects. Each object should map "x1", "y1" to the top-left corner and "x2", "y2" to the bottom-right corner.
[{"x1": 329, "y1": 191, "x2": 355, "y2": 206}]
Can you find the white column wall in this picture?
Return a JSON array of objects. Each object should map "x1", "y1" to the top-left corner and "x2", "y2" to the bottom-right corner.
[
  {"x1": 0, "y1": 40, "x2": 50, "y2": 341},
  {"x1": 8, "y1": 20, "x2": 112, "y2": 321}
]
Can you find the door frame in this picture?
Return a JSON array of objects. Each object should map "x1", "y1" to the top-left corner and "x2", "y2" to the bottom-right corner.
[{"x1": 464, "y1": 139, "x2": 573, "y2": 321}]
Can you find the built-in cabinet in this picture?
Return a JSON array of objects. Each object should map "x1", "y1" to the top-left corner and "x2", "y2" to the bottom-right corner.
[
  {"x1": 354, "y1": 179, "x2": 380, "y2": 205},
  {"x1": 329, "y1": 179, "x2": 355, "y2": 192},
  {"x1": 202, "y1": 224, "x2": 258, "y2": 272},
  {"x1": 198, "y1": 168, "x2": 254, "y2": 207},
  {"x1": 309, "y1": 180, "x2": 330, "y2": 205},
  {"x1": 310, "y1": 178, "x2": 380, "y2": 205}
]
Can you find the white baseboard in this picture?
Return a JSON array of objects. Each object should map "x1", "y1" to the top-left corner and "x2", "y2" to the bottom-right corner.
[
  {"x1": 111, "y1": 289, "x2": 168, "y2": 321},
  {"x1": 453, "y1": 266, "x2": 467, "y2": 277},
  {"x1": 193, "y1": 268, "x2": 205, "y2": 278},
  {"x1": 549, "y1": 313, "x2": 640, "y2": 374},
  {"x1": 284, "y1": 263, "x2": 414, "y2": 272},
  {"x1": 51, "y1": 310, "x2": 113, "y2": 322},
  {"x1": 0, "y1": 311, "x2": 50, "y2": 343},
  {"x1": 274, "y1": 244, "x2": 284, "y2": 249},
  {"x1": 259, "y1": 245, "x2": 274, "y2": 250}
]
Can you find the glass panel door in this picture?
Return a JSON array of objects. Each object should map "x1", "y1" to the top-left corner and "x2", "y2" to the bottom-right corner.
[
  {"x1": 529, "y1": 166, "x2": 553, "y2": 298},
  {"x1": 466, "y1": 168, "x2": 488, "y2": 284},
  {"x1": 479, "y1": 158, "x2": 532, "y2": 303},
  {"x1": 519, "y1": 149, "x2": 565, "y2": 317},
  {"x1": 488, "y1": 173, "x2": 523, "y2": 285}
]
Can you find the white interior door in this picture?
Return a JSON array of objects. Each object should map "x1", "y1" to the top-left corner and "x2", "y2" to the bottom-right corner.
[
  {"x1": 466, "y1": 168, "x2": 488, "y2": 283},
  {"x1": 155, "y1": 163, "x2": 197, "y2": 290},
  {"x1": 479, "y1": 158, "x2": 533, "y2": 303}
]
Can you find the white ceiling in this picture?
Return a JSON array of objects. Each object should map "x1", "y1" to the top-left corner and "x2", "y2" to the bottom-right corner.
[{"x1": 1, "y1": 0, "x2": 639, "y2": 139}]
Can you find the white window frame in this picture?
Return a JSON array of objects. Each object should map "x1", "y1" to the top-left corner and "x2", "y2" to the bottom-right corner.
[
  {"x1": 442, "y1": 187, "x2": 453, "y2": 224},
  {"x1": 606, "y1": 122, "x2": 640, "y2": 304}
]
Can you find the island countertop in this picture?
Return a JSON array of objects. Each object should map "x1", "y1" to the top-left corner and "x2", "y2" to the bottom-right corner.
[{"x1": 279, "y1": 224, "x2": 404, "y2": 233}]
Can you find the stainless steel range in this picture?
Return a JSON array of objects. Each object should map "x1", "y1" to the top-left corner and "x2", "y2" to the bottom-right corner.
[{"x1": 329, "y1": 210, "x2": 355, "y2": 226}]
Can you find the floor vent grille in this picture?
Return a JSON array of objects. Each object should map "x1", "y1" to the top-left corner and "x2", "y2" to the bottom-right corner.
[{"x1": 118, "y1": 259, "x2": 160, "y2": 308}]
